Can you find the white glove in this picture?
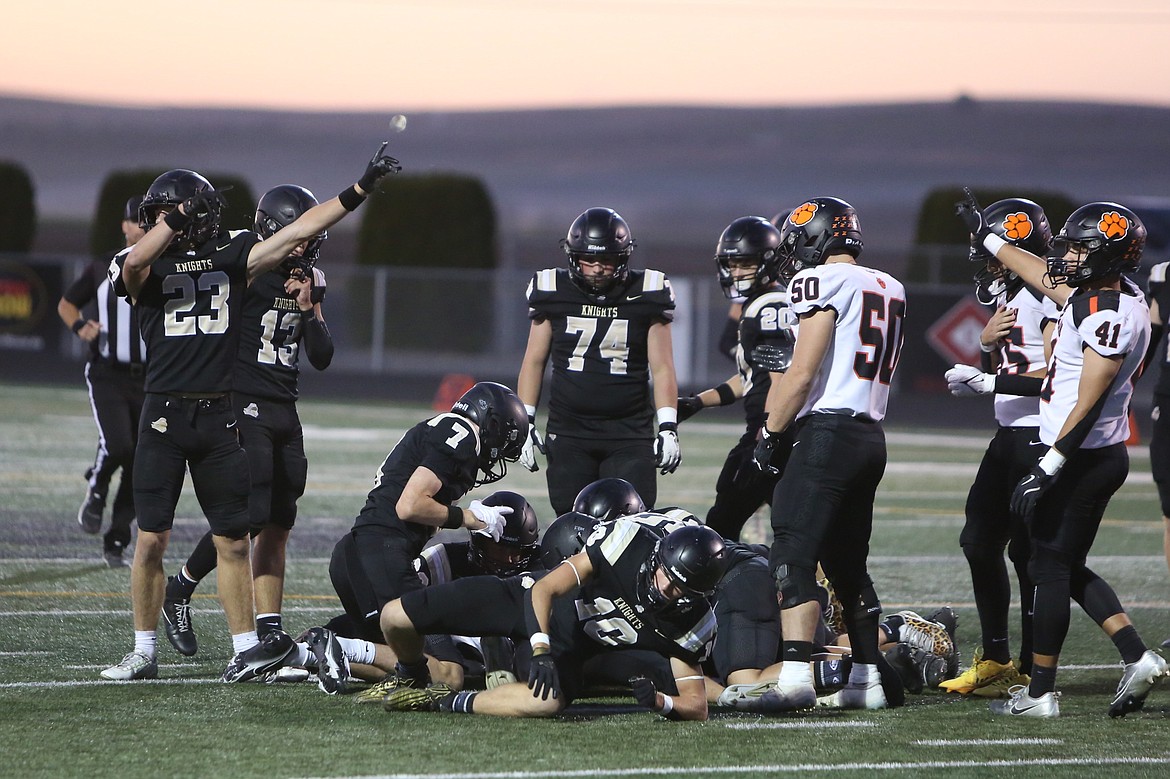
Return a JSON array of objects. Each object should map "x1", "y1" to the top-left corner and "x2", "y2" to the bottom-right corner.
[
  {"x1": 468, "y1": 499, "x2": 512, "y2": 542},
  {"x1": 519, "y1": 410, "x2": 545, "y2": 472},
  {"x1": 654, "y1": 425, "x2": 682, "y2": 475},
  {"x1": 945, "y1": 364, "x2": 997, "y2": 397}
]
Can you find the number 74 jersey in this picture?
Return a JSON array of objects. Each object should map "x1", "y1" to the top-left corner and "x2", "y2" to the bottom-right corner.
[{"x1": 786, "y1": 263, "x2": 907, "y2": 422}]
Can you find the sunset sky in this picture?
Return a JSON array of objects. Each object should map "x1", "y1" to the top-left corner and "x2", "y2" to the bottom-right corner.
[{"x1": 5, "y1": 0, "x2": 1170, "y2": 112}]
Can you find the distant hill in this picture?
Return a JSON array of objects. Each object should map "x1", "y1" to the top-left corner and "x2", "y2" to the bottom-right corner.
[{"x1": 3, "y1": 95, "x2": 1170, "y2": 274}]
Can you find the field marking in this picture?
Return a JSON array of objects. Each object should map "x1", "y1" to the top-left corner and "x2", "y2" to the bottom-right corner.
[
  {"x1": 0, "y1": 651, "x2": 51, "y2": 656},
  {"x1": 723, "y1": 721, "x2": 877, "y2": 730},
  {"x1": 0, "y1": 678, "x2": 222, "y2": 689},
  {"x1": 298, "y1": 757, "x2": 1170, "y2": 779},
  {"x1": 913, "y1": 738, "x2": 1063, "y2": 746}
]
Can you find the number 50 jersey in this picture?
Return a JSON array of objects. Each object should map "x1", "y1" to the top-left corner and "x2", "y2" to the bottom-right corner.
[
  {"x1": 527, "y1": 267, "x2": 675, "y2": 439},
  {"x1": 786, "y1": 263, "x2": 907, "y2": 422}
]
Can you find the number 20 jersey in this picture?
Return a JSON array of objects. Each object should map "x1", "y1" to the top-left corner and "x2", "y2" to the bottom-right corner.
[
  {"x1": 233, "y1": 267, "x2": 327, "y2": 401},
  {"x1": 786, "y1": 263, "x2": 906, "y2": 422},
  {"x1": 527, "y1": 268, "x2": 675, "y2": 438},
  {"x1": 109, "y1": 230, "x2": 259, "y2": 394}
]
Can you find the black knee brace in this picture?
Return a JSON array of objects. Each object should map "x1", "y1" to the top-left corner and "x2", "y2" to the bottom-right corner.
[{"x1": 773, "y1": 563, "x2": 819, "y2": 608}]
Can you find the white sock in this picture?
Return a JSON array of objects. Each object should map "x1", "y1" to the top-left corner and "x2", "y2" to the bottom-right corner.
[
  {"x1": 134, "y1": 630, "x2": 157, "y2": 659},
  {"x1": 292, "y1": 643, "x2": 313, "y2": 668},
  {"x1": 778, "y1": 661, "x2": 814, "y2": 687},
  {"x1": 337, "y1": 636, "x2": 377, "y2": 665},
  {"x1": 849, "y1": 663, "x2": 879, "y2": 686},
  {"x1": 231, "y1": 630, "x2": 260, "y2": 654}
]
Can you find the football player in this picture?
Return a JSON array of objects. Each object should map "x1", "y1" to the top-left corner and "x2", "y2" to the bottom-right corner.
[
  {"x1": 959, "y1": 193, "x2": 1168, "y2": 717},
  {"x1": 1142, "y1": 261, "x2": 1170, "y2": 649},
  {"x1": 516, "y1": 207, "x2": 681, "y2": 514},
  {"x1": 378, "y1": 522, "x2": 724, "y2": 719},
  {"x1": 938, "y1": 198, "x2": 1059, "y2": 697},
  {"x1": 676, "y1": 216, "x2": 798, "y2": 541},
  {"x1": 160, "y1": 185, "x2": 334, "y2": 659},
  {"x1": 752, "y1": 197, "x2": 907, "y2": 711},
  {"x1": 571, "y1": 477, "x2": 647, "y2": 522},
  {"x1": 100, "y1": 149, "x2": 400, "y2": 683}
]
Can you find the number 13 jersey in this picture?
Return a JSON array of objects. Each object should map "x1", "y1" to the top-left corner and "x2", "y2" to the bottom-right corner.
[{"x1": 786, "y1": 263, "x2": 907, "y2": 422}]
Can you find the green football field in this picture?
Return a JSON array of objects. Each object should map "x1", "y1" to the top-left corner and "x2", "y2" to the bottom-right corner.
[{"x1": 2, "y1": 382, "x2": 1169, "y2": 779}]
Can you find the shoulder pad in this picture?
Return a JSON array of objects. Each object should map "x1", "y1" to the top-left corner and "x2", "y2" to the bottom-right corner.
[
  {"x1": 1070, "y1": 289, "x2": 1121, "y2": 327},
  {"x1": 743, "y1": 289, "x2": 790, "y2": 319},
  {"x1": 640, "y1": 269, "x2": 668, "y2": 292},
  {"x1": 312, "y1": 267, "x2": 327, "y2": 288},
  {"x1": 531, "y1": 269, "x2": 560, "y2": 294},
  {"x1": 1150, "y1": 262, "x2": 1170, "y2": 285}
]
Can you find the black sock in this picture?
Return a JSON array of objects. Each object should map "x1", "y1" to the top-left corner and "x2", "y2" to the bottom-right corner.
[
  {"x1": 1029, "y1": 664, "x2": 1057, "y2": 696},
  {"x1": 878, "y1": 614, "x2": 905, "y2": 643},
  {"x1": 396, "y1": 659, "x2": 431, "y2": 686},
  {"x1": 440, "y1": 691, "x2": 476, "y2": 713},
  {"x1": 813, "y1": 656, "x2": 850, "y2": 689},
  {"x1": 1110, "y1": 625, "x2": 1147, "y2": 665},
  {"x1": 256, "y1": 614, "x2": 283, "y2": 638},
  {"x1": 167, "y1": 573, "x2": 196, "y2": 600},
  {"x1": 782, "y1": 640, "x2": 814, "y2": 664}
]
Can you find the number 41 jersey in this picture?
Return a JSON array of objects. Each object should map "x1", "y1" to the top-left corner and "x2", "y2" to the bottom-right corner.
[
  {"x1": 527, "y1": 268, "x2": 675, "y2": 439},
  {"x1": 787, "y1": 263, "x2": 906, "y2": 422}
]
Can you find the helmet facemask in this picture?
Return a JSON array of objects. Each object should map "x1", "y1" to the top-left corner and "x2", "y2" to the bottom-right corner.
[{"x1": 566, "y1": 250, "x2": 631, "y2": 296}]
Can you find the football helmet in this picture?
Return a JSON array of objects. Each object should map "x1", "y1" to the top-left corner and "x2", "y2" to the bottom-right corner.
[
  {"x1": 139, "y1": 169, "x2": 222, "y2": 250},
  {"x1": 450, "y1": 382, "x2": 529, "y2": 485},
  {"x1": 969, "y1": 198, "x2": 1053, "y2": 304},
  {"x1": 572, "y1": 477, "x2": 646, "y2": 522},
  {"x1": 777, "y1": 197, "x2": 863, "y2": 280},
  {"x1": 638, "y1": 525, "x2": 727, "y2": 612},
  {"x1": 468, "y1": 490, "x2": 540, "y2": 577},
  {"x1": 255, "y1": 184, "x2": 326, "y2": 276},
  {"x1": 123, "y1": 195, "x2": 143, "y2": 222},
  {"x1": 539, "y1": 511, "x2": 602, "y2": 570},
  {"x1": 561, "y1": 207, "x2": 635, "y2": 296},
  {"x1": 715, "y1": 216, "x2": 784, "y2": 299},
  {"x1": 1045, "y1": 202, "x2": 1146, "y2": 287}
]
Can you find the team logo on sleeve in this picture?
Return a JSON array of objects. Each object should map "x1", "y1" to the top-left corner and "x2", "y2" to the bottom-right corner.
[
  {"x1": 1001, "y1": 212, "x2": 1034, "y2": 241},
  {"x1": 1097, "y1": 211, "x2": 1130, "y2": 240},
  {"x1": 790, "y1": 202, "x2": 818, "y2": 225}
]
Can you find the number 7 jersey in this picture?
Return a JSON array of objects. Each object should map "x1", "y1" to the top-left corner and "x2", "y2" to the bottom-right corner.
[{"x1": 786, "y1": 263, "x2": 907, "y2": 422}]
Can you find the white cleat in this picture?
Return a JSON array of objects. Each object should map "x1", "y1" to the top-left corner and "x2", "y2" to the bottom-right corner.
[{"x1": 989, "y1": 684, "x2": 1059, "y2": 718}]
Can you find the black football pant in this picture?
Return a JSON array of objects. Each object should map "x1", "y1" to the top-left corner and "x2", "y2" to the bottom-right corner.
[
  {"x1": 84, "y1": 360, "x2": 144, "y2": 553},
  {"x1": 1149, "y1": 392, "x2": 1170, "y2": 517},
  {"x1": 705, "y1": 423, "x2": 790, "y2": 542},
  {"x1": 545, "y1": 434, "x2": 656, "y2": 516},
  {"x1": 326, "y1": 527, "x2": 425, "y2": 644}
]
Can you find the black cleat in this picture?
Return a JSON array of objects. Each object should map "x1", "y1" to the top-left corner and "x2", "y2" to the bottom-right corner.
[
  {"x1": 222, "y1": 630, "x2": 295, "y2": 683},
  {"x1": 305, "y1": 626, "x2": 350, "y2": 695},
  {"x1": 78, "y1": 488, "x2": 105, "y2": 534},
  {"x1": 162, "y1": 577, "x2": 198, "y2": 656}
]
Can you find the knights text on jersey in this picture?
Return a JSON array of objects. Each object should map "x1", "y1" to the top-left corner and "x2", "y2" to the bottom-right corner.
[
  {"x1": 1039, "y1": 283, "x2": 1149, "y2": 448},
  {"x1": 991, "y1": 286, "x2": 1060, "y2": 428},
  {"x1": 527, "y1": 268, "x2": 675, "y2": 437},
  {"x1": 736, "y1": 288, "x2": 798, "y2": 424},
  {"x1": 233, "y1": 267, "x2": 327, "y2": 401},
  {"x1": 1148, "y1": 261, "x2": 1170, "y2": 396},
  {"x1": 786, "y1": 263, "x2": 907, "y2": 421},
  {"x1": 557, "y1": 518, "x2": 716, "y2": 665},
  {"x1": 354, "y1": 413, "x2": 479, "y2": 547},
  {"x1": 108, "y1": 230, "x2": 260, "y2": 393}
]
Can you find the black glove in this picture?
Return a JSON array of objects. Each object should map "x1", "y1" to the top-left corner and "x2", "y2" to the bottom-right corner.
[
  {"x1": 677, "y1": 395, "x2": 704, "y2": 422},
  {"x1": 631, "y1": 676, "x2": 658, "y2": 709},
  {"x1": 1010, "y1": 465, "x2": 1055, "y2": 520},
  {"x1": 358, "y1": 142, "x2": 402, "y2": 193},
  {"x1": 752, "y1": 427, "x2": 781, "y2": 474},
  {"x1": 954, "y1": 186, "x2": 991, "y2": 241},
  {"x1": 181, "y1": 188, "x2": 228, "y2": 220},
  {"x1": 527, "y1": 650, "x2": 560, "y2": 701}
]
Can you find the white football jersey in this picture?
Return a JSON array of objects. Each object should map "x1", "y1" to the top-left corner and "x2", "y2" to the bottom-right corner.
[
  {"x1": 992, "y1": 286, "x2": 1060, "y2": 428},
  {"x1": 787, "y1": 263, "x2": 907, "y2": 421},
  {"x1": 1039, "y1": 281, "x2": 1149, "y2": 448}
]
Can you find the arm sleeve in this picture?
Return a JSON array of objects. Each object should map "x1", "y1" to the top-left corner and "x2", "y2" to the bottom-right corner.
[{"x1": 302, "y1": 311, "x2": 334, "y2": 370}]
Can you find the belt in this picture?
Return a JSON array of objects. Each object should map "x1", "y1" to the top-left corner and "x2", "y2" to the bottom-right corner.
[
  {"x1": 164, "y1": 392, "x2": 228, "y2": 400},
  {"x1": 95, "y1": 360, "x2": 145, "y2": 378}
]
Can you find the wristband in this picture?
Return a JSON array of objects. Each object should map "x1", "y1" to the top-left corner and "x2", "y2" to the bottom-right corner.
[
  {"x1": 656, "y1": 407, "x2": 677, "y2": 426},
  {"x1": 1038, "y1": 448, "x2": 1067, "y2": 476},
  {"x1": 443, "y1": 505, "x2": 464, "y2": 529},
  {"x1": 982, "y1": 233, "x2": 1008, "y2": 257},
  {"x1": 71, "y1": 318, "x2": 87, "y2": 334},
  {"x1": 338, "y1": 185, "x2": 367, "y2": 212},
  {"x1": 714, "y1": 382, "x2": 736, "y2": 406},
  {"x1": 301, "y1": 307, "x2": 317, "y2": 320},
  {"x1": 659, "y1": 695, "x2": 674, "y2": 715},
  {"x1": 163, "y1": 208, "x2": 192, "y2": 231},
  {"x1": 530, "y1": 632, "x2": 550, "y2": 649}
]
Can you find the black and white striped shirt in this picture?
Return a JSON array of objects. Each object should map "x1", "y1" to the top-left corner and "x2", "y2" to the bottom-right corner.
[{"x1": 63, "y1": 254, "x2": 146, "y2": 366}]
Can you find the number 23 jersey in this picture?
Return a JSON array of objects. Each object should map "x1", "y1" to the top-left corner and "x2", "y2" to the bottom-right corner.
[
  {"x1": 786, "y1": 263, "x2": 907, "y2": 422},
  {"x1": 527, "y1": 268, "x2": 675, "y2": 438}
]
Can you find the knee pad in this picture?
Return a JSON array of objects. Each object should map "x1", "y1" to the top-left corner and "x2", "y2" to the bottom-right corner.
[
  {"x1": 1026, "y1": 544, "x2": 1073, "y2": 586},
  {"x1": 773, "y1": 564, "x2": 819, "y2": 608},
  {"x1": 844, "y1": 579, "x2": 882, "y2": 625}
]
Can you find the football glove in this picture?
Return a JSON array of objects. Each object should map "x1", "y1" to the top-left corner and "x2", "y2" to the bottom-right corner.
[
  {"x1": 677, "y1": 395, "x2": 704, "y2": 422},
  {"x1": 528, "y1": 649, "x2": 560, "y2": 701},
  {"x1": 1010, "y1": 465, "x2": 1054, "y2": 520},
  {"x1": 655, "y1": 423, "x2": 682, "y2": 474},
  {"x1": 180, "y1": 187, "x2": 228, "y2": 220},
  {"x1": 945, "y1": 364, "x2": 996, "y2": 397},
  {"x1": 752, "y1": 426, "x2": 781, "y2": 474},
  {"x1": 750, "y1": 340, "x2": 795, "y2": 373},
  {"x1": 358, "y1": 142, "x2": 402, "y2": 193},
  {"x1": 468, "y1": 499, "x2": 512, "y2": 542},
  {"x1": 519, "y1": 412, "x2": 545, "y2": 472},
  {"x1": 954, "y1": 187, "x2": 991, "y2": 241},
  {"x1": 631, "y1": 676, "x2": 659, "y2": 709}
]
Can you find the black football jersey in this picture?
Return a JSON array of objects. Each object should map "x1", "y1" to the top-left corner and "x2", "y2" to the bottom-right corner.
[
  {"x1": 415, "y1": 541, "x2": 480, "y2": 586},
  {"x1": 549, "y1": 518, "x2": 716, "y2": 665},
  {"x1": 109, "y1": 230, "x2": 259, "y2": 394},
  {"x1": 353, "y1": 413, "x2": 480, "y2": 551},
  {"x1": 527, "y1": 268, "x2": 675, "y2": 438},
  {"x1": 233, "y1": 267, "x2": 327, "y2": 401},
  {"x1": 737, "y1": 287, "x2": 798, "y2": 426},
  {"x1": 1148, "y1": 262, "x2": 1170, "y2": 396}
]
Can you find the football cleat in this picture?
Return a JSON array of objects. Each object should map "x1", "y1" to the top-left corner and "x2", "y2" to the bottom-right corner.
[
  {"x1": 222, "y1": 630, "x2": 295, "y2": 683},
  {"x1": 939, "y1": 649, "x2": 1028, "y2": 698},
  {"x1": 1109, "y1": 649, "x2": 1169, "y2": 718},
  {"x1": 895, "y1": 610, "x2": 955, "y2": 661},
  {"x1": 102, "y1": 548, "x2": 126, "y2": 569},
  {"x1": 78, "y1": 488, "x2": 105, "y2": 534},
  {"x1": 355, "y1": 673, "x2": 415, "y2": 704},
  {"x1": 989, "y1": 684, "x2": 1059, "y2": 718},
  {"x1": 817, "y1": 679, "x2": 887, "y2": 710},
  {"x1": 100, "y1": 650, "x2": 158, "y2": 681},
  {"x1": 162, "y1": 577, "x2": 197, "y2": 657},
  {"x1": 305, "y1": 626, "x2": 350, "y2": 695},
  {"x1": 718, "y1": 681, "x2": 816, "y2": 712},
  {"x1": 264, "y1": 666, "x2": 312, "y2": 684},
  {"x1": 381, "y1": 683, "x2": 454, "y2": 712},
  {"x1": 883, "y1": 643, "x2": 948, "y2": 694}
]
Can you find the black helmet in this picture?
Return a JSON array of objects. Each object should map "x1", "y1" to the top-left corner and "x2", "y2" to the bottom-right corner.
[
  {"x1": 468, "y1": 490, "x2": 540, "y2": 576},
  {"x1": 1046, "y1": 202, "x2": 1146, "y2": 288},
  {"x1": 969, "y1": 198, "x2": 1053, "y2": 304},
  {"x1": 639, "y1": 525, "x2": 727, "y2": 612},
  {"x1": 572, "y1": 478, "x2": 646, "y2": 522},
  {"x1": 777, "y1": 197, "x2": 863, "y2": 280},
  {"x1": 715, "y1": 216, "x2": 784, "y2": 299},
  {"x1": 123, "y1": 195, "x2": 144, "y2": 222},
  {"x1": 539, "y1": 511, "x2": 602, "y2": 570},
  {"x1": 451, "y1": 382, "x2": 529, "y2": 486},
  {"x1": 561, "y1": 207, "x2": 635, "y2": 296},
  {"x1": 255, "y1": 184, "x2": 326, "y2": 276},
  {"x1": 139, "y1": 169, "x2": 222, "y2": 250}
]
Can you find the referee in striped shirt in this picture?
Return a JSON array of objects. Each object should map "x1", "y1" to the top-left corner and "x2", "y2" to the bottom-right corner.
[{"x1": 57, "y1": 195, "x2": 147, "y2": 567}]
